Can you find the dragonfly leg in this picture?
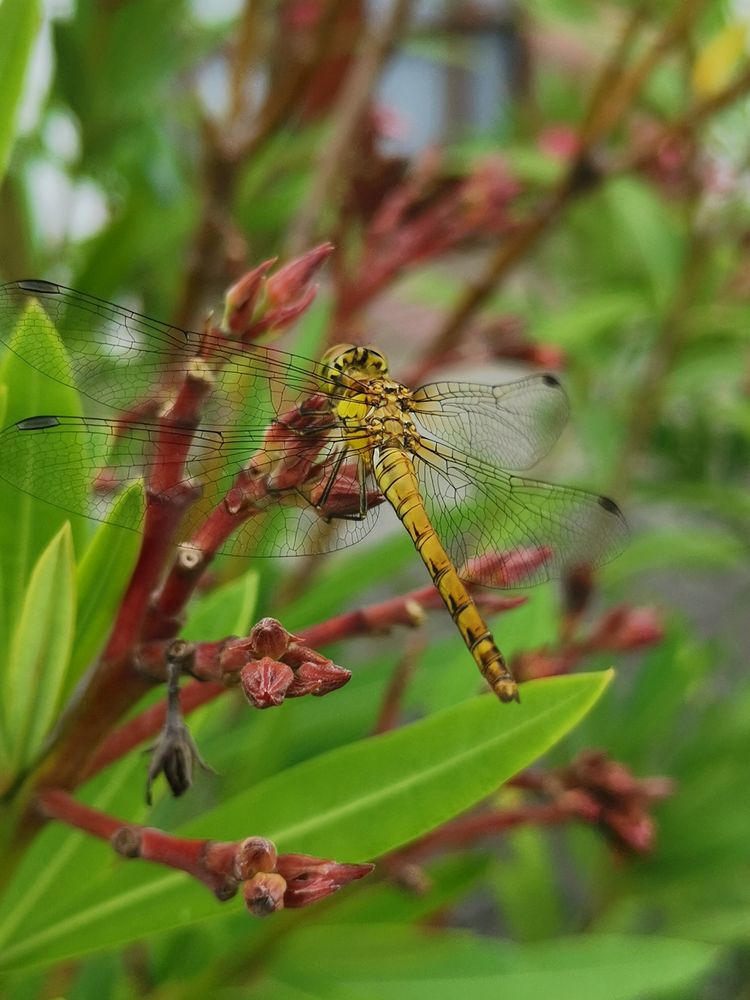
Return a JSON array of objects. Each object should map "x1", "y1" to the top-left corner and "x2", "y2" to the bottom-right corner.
[
  {"x1": 306, "y1": 445, "x2": 368, "y2": 521},
  {"x1": 315, "y1": 445, "x2": 348, "y2": 509},
  {"x1": 326, "y1": 459, "x2": 372, "y2": 521}
]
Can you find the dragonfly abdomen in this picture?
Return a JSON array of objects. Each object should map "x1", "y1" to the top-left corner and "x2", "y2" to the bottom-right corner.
[{"x1": 374, "y1": 447, "x2": 519, "y2": 703}]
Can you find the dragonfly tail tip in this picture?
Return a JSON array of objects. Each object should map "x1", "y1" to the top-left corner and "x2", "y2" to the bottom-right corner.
[{"x1": 492, "y1": 677, "x2": 520, "y2": 704}]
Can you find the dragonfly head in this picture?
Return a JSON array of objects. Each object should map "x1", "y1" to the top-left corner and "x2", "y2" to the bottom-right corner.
[{"x1": 320, "y1": 344, "x2": 389, "y2": 387}]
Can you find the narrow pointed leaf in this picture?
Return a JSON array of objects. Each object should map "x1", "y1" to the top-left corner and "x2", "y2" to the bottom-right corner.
[
  {"x1": 0, "y1": 301, "x2": 85, "y2": 629},
  {"x1": 2, "y1": 523, "x2": 76, "y2": 771},
  {"x1": 67, "y1": 483, "x2": 145, "y2": 695},
  {"x1": 184, "y1": 671, "x2": 614, "y2": 856},
  {"x1": 0, "y1": 0, "x2": 41, "y2": 181},
  {"x1": 271, "y1": 925, "x2": 717, "y2": 1000},
  {"x1": 181, "y1": 568, "x2": 259, "y2": 642},
  {"x1": 0, "y1": 671, "x2": 611, "y2": 971}
]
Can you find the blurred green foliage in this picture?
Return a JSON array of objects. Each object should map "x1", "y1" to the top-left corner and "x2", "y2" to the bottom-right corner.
[{"x1": 1, "y1": 0, "x2": 749, "y2": 998}]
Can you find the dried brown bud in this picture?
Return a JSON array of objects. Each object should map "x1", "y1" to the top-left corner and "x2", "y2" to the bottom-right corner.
[
  {"x1": 145, "y1": 720, "x2": 213, "y2": 805},
  {"x1": 244, "y1": 872, "x2": 287, "y2": 916},
  {"x1": 234, "y1": 837, "x2": 278, "y2": 881}
]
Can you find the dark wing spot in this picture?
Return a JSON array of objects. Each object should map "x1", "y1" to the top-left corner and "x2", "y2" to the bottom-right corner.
[
  {"x1": 16, "y1": 279, "x2": 62, "y2": 295},
  {"x1": 598, "y1": 494, "x2": 622, "y2": 515},
  {"x1": 17, "y1": 416, "x2": 61, "y2": 431}
]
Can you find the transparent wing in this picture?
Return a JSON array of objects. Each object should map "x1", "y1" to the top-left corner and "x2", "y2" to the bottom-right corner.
[
  {"x1": 0, "y1": 280, "x2": 349, "y2": 425},
  {"x1": 0, "y1": 416, "x2": 380, "y2": 557},
  {"x1": 410, "y1": 375, "x2": 569, "y2": 470},
  {"x1": 413, "y1": 439, "x2": 628, "y2": 588}
]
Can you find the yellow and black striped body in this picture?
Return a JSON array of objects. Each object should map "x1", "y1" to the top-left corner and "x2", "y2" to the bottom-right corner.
[
  {"x1": 374, "y1": 447, "x2": 519, "y2": 702},
  {"x1": 320, "y1": 342, "x2": 519, "y2": 702}
]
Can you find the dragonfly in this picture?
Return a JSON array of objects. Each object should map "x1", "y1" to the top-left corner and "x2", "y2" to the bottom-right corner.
[{"x1": 0, "y1": 279, "x2": 627, "y2": 702}]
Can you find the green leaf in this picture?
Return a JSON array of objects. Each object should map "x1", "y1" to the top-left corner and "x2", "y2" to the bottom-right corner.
[
  {"x1": 0, "y1": 523, "x2": 76, "y2": 775},
  {"x1": 0, "y1": 673, "x2": 611, "y2": 971},
  {"x1": 501, "y1": 584, "x2": 558, "y2": 660},
  {"x1": 605, "y1": 526, "x2": 746, "y2": 584},
  {"x1": 270, "y1": 925, "x2": 717, "y2": 1000},
  {"x1": 0, "y1": 300, "x2": 85, "y2": 632},
  {"x1": 603, "y1": 178, "x2": 681, "y2": 310},
  {"x1": 531, "y1": 292, "x2": 644, "y2": 351},
  {"x1": 67, "y1": 483, "x2": 145, "y2": 696},
  {"x1": 0, "y1": 0, "x2": 41, "y2": 181},
  {"x1": 184, "y1": 671, "x2": 613, "y2": 856},
  {"x1": 181, "y1": 568, "x2": 259, "y2": 643}
]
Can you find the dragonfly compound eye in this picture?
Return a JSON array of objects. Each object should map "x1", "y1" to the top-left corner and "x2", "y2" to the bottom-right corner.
[{"x1": 319, "y1": 344, "x2": 390, "y2": 383}]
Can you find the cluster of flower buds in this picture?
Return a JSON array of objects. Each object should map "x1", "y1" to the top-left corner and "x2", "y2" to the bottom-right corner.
[
  {"x1": 336, "y1": 150, "x2": 520, "y2": 324},
  {"x1": 222, "y1": 243, "x2": 334, "y2": 341},
  {"x1": 582, "y1": 605, "x2": 664, "y2": 654},
  {"x1": 628, "y1": 117, "x2": 698, "y2": 199},
  {"x1": 219, "y1": 617, "x2": 352, "y2": 708},
  {"x1": 552, "y1": 749, "x2": 674, "y2": 854},
  {"x1": 234, "y1": 396, "x2": 384, "y2": 520},
  {"x1": 513, "y1": 602, "x2": 664, "y2": 684},
  {"x1": 480, "y1": 314, "x2": 565, "y2": 371},
  {"x1": 109, "y1": 820, "x2": 372, "y2": 913}
]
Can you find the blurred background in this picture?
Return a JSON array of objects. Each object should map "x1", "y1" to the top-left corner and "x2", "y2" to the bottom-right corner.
[{"x1": 2, "y1": 0, "x2": 750, "y2": 997}]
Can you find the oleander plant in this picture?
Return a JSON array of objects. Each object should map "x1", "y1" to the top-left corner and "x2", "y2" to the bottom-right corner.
[{"x1": 0, "y1": 2, "x2": 749, "y2": 998}]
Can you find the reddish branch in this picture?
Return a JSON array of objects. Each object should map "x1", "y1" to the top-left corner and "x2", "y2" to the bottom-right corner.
[
  {"x1": 390, "y1": 750, "x2": 674, "y2": 865},
  {"x1": 421, "y1": 0, "x2": 739, "y2": 367},
  {"x1": 36, "y1": 789, "x2": 372, "y2": 914},
  {"x1": 85, "y1": 580, "x2": 527, "y2": 781},
  {"x1": 19, "y1": 250, "x2": 335, "y2": 839}
]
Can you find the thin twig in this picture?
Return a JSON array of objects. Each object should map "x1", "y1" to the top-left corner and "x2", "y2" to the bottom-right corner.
[
  {"x1": 611, "y1": 215, "x2": 708, "y2": 496},
  {"x1": 285, "y1": 0, "x2": 414, "y2": 255},
  {"x1": 422, "y1": 2, "x2": 709, "y2": 366},
  {"x1": 372, "y1": 634, "x2": 426, "y2": 735},
  {"x1": 174, "y1": 0, "x2": 348, "y2": 328}
]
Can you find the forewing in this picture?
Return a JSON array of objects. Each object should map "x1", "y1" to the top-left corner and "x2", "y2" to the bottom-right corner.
[
  {"x1": 0, "y1": 280, "x2": 341, "y2": 425},
  {"x1": 413, "y1": 440, "x2": 628, "y2": 588},
  {"x1": 410, "y1": 375, "x2": 569, "y2": 470},
  {"x1": 0, "y1": 416, "x2": 379, "y2": 557}
]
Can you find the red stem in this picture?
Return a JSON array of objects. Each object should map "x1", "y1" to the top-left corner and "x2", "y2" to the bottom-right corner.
[{"x1": 392, "y1": 802, "x2": 583, "y2": 863}]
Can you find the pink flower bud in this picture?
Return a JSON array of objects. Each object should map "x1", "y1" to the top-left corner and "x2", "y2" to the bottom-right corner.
[
  {"x1": 240, "y1": 658, "x2": 294, "y2": 708},
  {"x1": 462, "y1": 547, "x2": 553, "y2": 587},
  {"x1": 256, "y1": 284, "x2": 318, "y2": 336},
  {"x1": 265, "y1": 243, "x2": 334, "y2": 309},
  {"x1": 276, "y1": 853, "x2": 373, "y2": 908},
  {"x1": 223, "y1": 259, "x2": 276, "y2": 335},
  {"x1": 287, "y1": 659, "x2": 352, "y2": 698},
  {"x1": 218, "y1": 637, "x2": 254, "y2": 672},
  {"x1": 539, "y1": 124, "x2": 580, "y2": 161},
  {"x1": 589, "y1": 606, "x2": 663, "y2": 652},
  {"x1": 529, "y1": 344, "x2": 565, "y2": 369},
  {"x1": 249, "y1": 617, "x2": 291, "y2": 660}
]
